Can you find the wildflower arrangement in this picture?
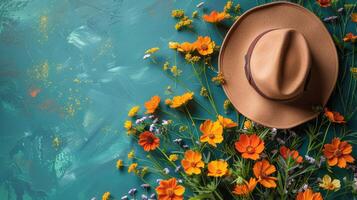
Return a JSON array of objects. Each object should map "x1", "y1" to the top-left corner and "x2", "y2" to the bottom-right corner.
[{"x1": 101, "y1": 1, "x2": 357, "y2": 200}]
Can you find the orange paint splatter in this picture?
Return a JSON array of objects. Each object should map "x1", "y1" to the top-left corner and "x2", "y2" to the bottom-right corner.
[{"x1": 29, "y1": 88, "x2": 41, "y2": 97}]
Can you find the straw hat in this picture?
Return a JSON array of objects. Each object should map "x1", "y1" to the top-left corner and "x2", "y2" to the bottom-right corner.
[{"x1": 219, "y1": 2, "x2": 338, "y2": 128}]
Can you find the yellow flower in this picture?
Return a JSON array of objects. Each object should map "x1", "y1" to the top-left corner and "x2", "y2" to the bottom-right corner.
[
  {"x1": 169, "y1": 154, "x2": 179, "y2": 161},
  {"x1": 167, "y1": 92, "x2": 194, "y2": 108},
  {"x1": 223, "y1": 99, "x2": 231, "y2": 111},
  {"x1": 200, "y1": 120, "x2": 224, "y2": 147},
  {"x1": 244, "y1": 120, "x2": 252, "y2": 129},
  {"x1": 124, "y1": 120, "x2": 135, "y2": 135},
  {"x1": 128, "y1": 150, "x2": 135, "y2": 159},
  {"x1": 128, "y1": 163, "x2": 138, "y2": 173},
  {"x1": 128, "y1": 106, "x2": 140, "y2": 117},
  {"x1": 319, "y1": 175, "x2": 340, "y2": 191},
  {"x1": 145, "y1": 47, "x2": 159, "y2": 54},
  {"x1": 169, "y1": 42, "x2": 180, "y2": 50},
  {"x1": 224, "y1": 0, "x2": 233, "y2": 12},
  {"x1": 102, "y1": 192, "x2": 111, "y2": 200},
  {"x1": 172, "y1": 9, "x2": 185, "y2": 18},
  {"x1": 170, "y1": 65, "x2": 182, "y2": 77},
  {"x1": 192, "y1": 11, "x2": 198, "y2": 18},
  {"x1": 200, "y1": 87, "x2": 208, "y2": 97},
  {"x1": 212, "y1": 72, "x2": 226, "y2": 85},
  {"x1": 217, "y1": 115, "x2": 238, "y2": 128},
  {"x1": 194, "y1": 36, "x2": 215, "y2": 56},
  {"x1": 207, "y1": 160, "x2": 228, "y2": 177},
  {"x1": 116, "y1": 159, "x2": 123, "y2": 169},
  {"x1": 175, "y1": 16, "x2": 193, "y2": 30}
]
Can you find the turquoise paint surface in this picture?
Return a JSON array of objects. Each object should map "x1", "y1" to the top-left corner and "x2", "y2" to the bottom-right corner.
[{"x1": 0, "y1": 0, "x2": 356, "y2": 199}]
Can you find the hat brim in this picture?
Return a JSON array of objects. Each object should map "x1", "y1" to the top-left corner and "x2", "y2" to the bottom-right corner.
[{"x1": 219, "y1": 2, "x2": 338, "y2": 129}]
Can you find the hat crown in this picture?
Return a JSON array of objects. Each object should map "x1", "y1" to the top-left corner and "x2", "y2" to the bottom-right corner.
[{"x1": 248, "y1": 28, "x2": 311, "y2": 100}]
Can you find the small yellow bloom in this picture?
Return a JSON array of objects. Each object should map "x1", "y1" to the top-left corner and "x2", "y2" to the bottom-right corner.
[
  {"x1": 102, "y1": 192, "x2": 111, "y2": 200},
  {"x1": 163, "y1": 62, "x2": 170, "y2": 71},
  {"x1": 128, "y1": 150, "x2": 135, "y2": 159},
  {"x1": 169, "y1": 154, "x2": 179, "y2": 161},
  {"x1": 116, "y1": 159, "x2": 123, "y2": 169},
  {"x1": 319, "y1": 175, "x2": 340, "y2": 191},
  {"x1": 200, "y1": 87, "x2": 208, "y2": 97},
  {"x1": 128, "y1": 106, "x2": 140, "y2": 117},
  {"x1": 212, "y1": 72, "x2": 226, "y2": 85},
  {"x1": 223, "y1": 99, "x2": 231, "y2": 111},
  {"x1": 244, "y1": 120, "x2": 252, "y2": 129},
  {"x1": 192, "y1": 11, "x2": 198, "y2": 18},
  {"x1": 169, "y1": 42, "x2": 180, "y2": 50},
  {"x1": 128, "y1": 163, "x2": 138, "y2": 173},
  {"x1": 145, "y1": 47, "x2": 159, "y2": 54},
  {"x1": 170, "y1": 66, "x2": 182, "y2": 77},
  {"x1": 175, "y1": 16, "x2": 193, "y2": 30},
  {"x1": 140, "y1": 166, "x2": 149, "y2": 177},
  {"x1": 224, "y1": 0, "x2": 233, "y2": 12},
  {"x1": 124, "y1": 120, "x2": 132, "y2": 130},
  {"x1": 171, "y1": 9, "x2": 185, "y2": 18}
]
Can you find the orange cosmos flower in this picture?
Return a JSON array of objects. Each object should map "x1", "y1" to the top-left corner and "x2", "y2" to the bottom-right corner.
[
  {"x1": 203, "y1": 11, "x2": 229, "y2": 23},
  {"x1": 316, "y1": 0, "x2": 331, "y2": 7},
  {"x1": 323, "y1": 138, "x2": 354, "y2": 168},
  {"x1": 145, "y1": 95, "x2": 160, "y2": 114},
  {"x1": 217, "y1": 115, "x2": 238, "y2": 128},
  {"x1": 181, "y1": 150, "x2": 204, "y2": 175},
  {"x1": 296, "y1": 188, "x2": 323, "y2": 200},
  {"x1": 168, "y1": 92, "x2": 194, "y2": 108},
  {"x1": 280, "y1": 146, "x2": 303, "y2": 164},
  {"x1": 177, "y1": 42, "x2": 195, "y2": 53},
  {"x1": 253, "y1": 159, "x2": 277, "y2": 188},
  {"x1": 156, "y1": 178, "x2": 185, "y2": 200},
  {"x1": 235, "y1": 134, "x2": 265, "y2": 160},
  {"x1": 343, "y1": 33, "x2": 357, "y2": 43},
  {"x1": 207, "y1": 160, "x2": 228, "y2": 177},
  {"x1": 324, "y1": 108, "x2": 346, "y2": 123},
  {"x1": 199, "y1": 120, "x2": 223, "y2": 147},
  {"x1": 138, "y1": 131, "x2": 160, "y2": 151},
  {"x1": 232, "y1": 178, "x2": 257, "y2": 196},
  {"x1": 194, "y1": 36, "x2": 215, "y2": 56}
]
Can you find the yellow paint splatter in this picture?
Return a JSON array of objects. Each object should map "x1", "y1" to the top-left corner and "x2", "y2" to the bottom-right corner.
[
  {"x1": 39, "y1": 15, "x2": 49, "y2": 40},
  {"x1": 28, "y1": 61, "x2": 52, "y2": 87},
  {"x1": 52, "y1": 136, "x2": 61, "y2": 149}
]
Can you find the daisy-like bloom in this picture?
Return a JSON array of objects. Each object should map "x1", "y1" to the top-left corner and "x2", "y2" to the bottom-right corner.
[
  {"x1": 128, "y1": 150, "x2": 135, "y2": 159},
  {"x1": 167, "y1": 92, "x2": 194, "y2": 108},
  {"x1": 352, "y1": 13, "x2": 357, "y2": 23},
  {"x1": 171, "y1": 9, "x2": 185, "y2": 18},
  {"x1": 244, "y1": 120, "x2": 252, "y2": 129},
  {"x1": 211, "y1": 72, "x2": 226, "y2": 85},
  {"x1": 177, "y1": 42, "x2": 195, "y2": 53},
  {"x1": 156, "y1": 178, "x2": 185, "y2": 200},
  {"x1": 194, "y1": 36, "x2": 215, "y2": 56},
  {"x1": 170, "y1": 65, "x2": 182, "y2": 77},
  {"x1": 223, "y1": 99, "x2": 231, "y2": 111},
  {"x1": 343, "y1": 33, "x2": 357, "y2": 43},
  {"x1": 324, "y1": 108, "x2": 346, "y2": 123},
  {"x1": 169, "y1": 154, "x2": 179, "y2": 162},
  {"x1": 128, "y1": 106, "x2": 140, "y2": 117},
  {"x1": 199, "y1": 120, "x2": 223, "y2": 147},
  {"x1": 224, "y1": 1, "x2": 233, "y2": 12},
  {"x1": 316, "y1": 0, "x2": 331, "y2": 7},
  {"x1": 181, "y1": 150, "x2": 204, "y2": 175},
  {"x1": 323, "y1": 138, "x2": 354, "y2": 168},
  {"x1": 128, "y1": 163, "x2": 138, "y2": 173},
  {"x1": 102, "y1": 192, "x2": 111, "y2": 200},
  {"x1": 232, "y1": 178, "x2": 257, "y2": 196},
  {"x1": 280, "y1": 146, "x2": 303, "y2": 164},
  {"x1": 124, "y1": 120, "x2": 135, "y2": 135},
  {"x1": 138, "y1": 131, "x2": 160, "y2": 151},
  {"x1": 217, "y1": 115, "x2": 238, "y2": 128},
  {"x1": 253, "y1": 159, "x2": 277, "y2": 188},
  {"x1": 235, "y1": 134, "x2": 265, "y2": 160},
  {"x1": 116, "y1": 159, "x2": 123, "y2": 169},
  {"x1": 207, "y1": 160, "x2": 228, "y2": 177},
  {"x1": 203, "y1": 11, "x2": 229, "y2": 23},
  {"x1": 296, "y1": 188, "x2": 323, "y2": 200},
  {"x1": 145, "y1": 95, "x2": 160, "y2": 114},
  {"x1": 319, "y1": 175, "x2": 340, "y2": 191}
]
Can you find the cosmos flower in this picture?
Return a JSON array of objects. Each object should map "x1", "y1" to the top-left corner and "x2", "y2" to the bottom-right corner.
[
  {"x1": 207, "y1": 160, "x2": 228, "y2": 177},
  {"x1": 232, "y1": 178, "x2": 257, "y2": 196},
  {"x1": 145, "y1": 95, "x2": 160, "y2": 114},
  {"x1": 194, "y1": 36, "x2": 215, "y2": 56},
  {"x1": 323, "y1": 138, "x2": 354, "y2": 168},
  {"x1": 235, "y1": 134, "x2": 265, "y2": 160},
  {"x1": 280, "y1": 146, "x2": 303, "y2": 164},
  {"x1": 138, "y1": 131, "x2": 160, "y2": 151},
  {"x1": 128, "y1": 106, "x2": 140, "y2": 117},
  {"x1": 181, "y1": 150, "x2": 204, "y2": 175},
  {"x1": 319, "y1": 175, "x2": 340, "y2": 191},
  {"x1": 203, "y1": 11, "x2": 229, "y2": 23},
  {"x1": 296, "y1": 188, "x2": 323, "y2": 200},
  {"x1": 217, "y1": 115, "x2": 237, "y2": 128},
  {"x1": 253, "y1": 159, "x2": 277, "y2": 188},
  {"x1": 199, "y1": 120, "x2": 224, "y2": 147},
  {"x1": 155, "y1": 178, "x2": 185, "y2": 200},
  {"x1": 324, "y1": 108, "x2": 346, "y2": 123}
]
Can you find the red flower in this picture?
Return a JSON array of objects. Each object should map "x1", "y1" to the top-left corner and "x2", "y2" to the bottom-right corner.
[{"x1": 138, "y1": 131, "x2": 160, "y2": 151}]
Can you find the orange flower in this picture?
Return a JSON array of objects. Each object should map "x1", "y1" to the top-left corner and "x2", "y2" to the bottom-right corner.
[
  {"x1": 323, "y1": 138, "x2": 354, "y2": 168},
  {"x1": 232, "y1": 178, "x2": 257, "y2": 196},
  {"x1": 145, "y1": 95, "x2": 160, "y2": 114},
  {"x1": 235, "y1": 134, "x2": 265, "y2": 160},
  {"x1": 253, "y1": 159, "x2": 277, "y2": 188},
  {"x1": 177, "y1": 42, "x2": 195, "y2": 53},
  {"x1": 316, "y1": 0, "x2": 331, "y2": 7},
  {"x1": 343, "y1": 33, "x2": 357, "y2": 43},
  {"x1": 280, "y1": 146, "x2": 303, "y2": 164},
  {"x1": 156, "y1": 178, "x2": 185, "y2": 200},
  {"x1": 244, "y1": 120, "x2": 252, "y2": 129},
  {"x1": 203, "y1": 11, "x2": 229, "y2": 23},
  {"x1": 102, "y1": 192, "x2": 111, "y2": 200},
  {"x1": 138, "y1": 131, "x2": 160, "y2": 151},
  {"x1": 296, "y1": 188, "x2": 323, "y2": 200},
  {"x1": 207, "y1": 160, "x2": 228, "y2": 177},
  {"x1": 168, "y1": 92, "x2": 194, "y2": 108},
  {"x1": 199, "y1": 120, "x2": 223, "y2": 147},
  {"x1": 217, "y1": 115, "x2": 238, "y2": 128},
  {"x1": 194, "y1": 36, "x2": 215, "y2": 56},
  {"x1": 324, "y1": 108, "x2": 346, "y2": 123},
  {"x1": 352, "y1": 13, "x2": 357, "y2": 23},
  {"x1": 181, "y1": 150, "x2": 204, "y2": 175}
]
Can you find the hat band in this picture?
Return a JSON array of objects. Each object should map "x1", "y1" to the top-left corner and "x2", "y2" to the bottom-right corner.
[{"x1": 244, "y1": 29, "x2": 311, "y2": 101}]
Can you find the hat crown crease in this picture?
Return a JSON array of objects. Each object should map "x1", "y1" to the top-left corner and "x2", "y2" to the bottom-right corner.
[{"x1": 250, "y1": 28, "x2": 311, "y2": 101}]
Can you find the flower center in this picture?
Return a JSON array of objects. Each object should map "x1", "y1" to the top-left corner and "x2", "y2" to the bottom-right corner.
[
  {"x1": 246, "y1": 146, "x2": 254, "y2": 154},
  {"x1": 216, "y1": 169, "x2": 222, "y2": 174},
  {"x1": 191, "y1": 162, "x2": 197, "y2": 168},
  {"x1": 167, "y1": 189, "x2": 175, "y2": 197},
  {"x1": 209, "y1": 134, "x2": 215, "y2": 139},
  {"x1": 334, "y1": 149, "x2": 342, "y2": 157},
  {"x1": 146, "y1": 136, "x2": 154, "y2": 144},
  {"x1": 201, "y1": 44, "x2": 208, "y2": 50}
]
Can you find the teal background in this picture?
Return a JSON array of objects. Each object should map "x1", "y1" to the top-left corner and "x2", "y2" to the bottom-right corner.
[{"x1": 0, "y1": 0, "x2": 356, "y2": 200}]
